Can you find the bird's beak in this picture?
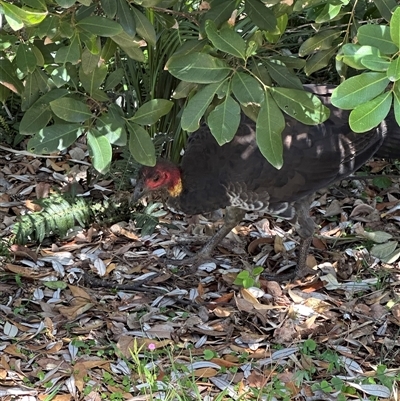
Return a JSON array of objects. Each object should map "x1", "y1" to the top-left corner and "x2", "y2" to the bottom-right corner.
[{"x1": 132, "y1": 178, "x2": 146, "y2": 203}]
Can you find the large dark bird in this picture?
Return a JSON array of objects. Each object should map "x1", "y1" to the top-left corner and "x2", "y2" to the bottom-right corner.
[{"x1": 133, "y1": 85, "x2": 400, "y2": 281}]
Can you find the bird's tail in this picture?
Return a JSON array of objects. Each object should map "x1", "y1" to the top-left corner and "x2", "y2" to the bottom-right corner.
[{"x1": 375, "y1": 111, "x2": 400, "y2": 159}]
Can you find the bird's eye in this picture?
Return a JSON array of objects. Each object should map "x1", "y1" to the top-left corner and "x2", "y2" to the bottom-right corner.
[{"x1": 153, "y1": 174, "x2": 160, "y2": 182}]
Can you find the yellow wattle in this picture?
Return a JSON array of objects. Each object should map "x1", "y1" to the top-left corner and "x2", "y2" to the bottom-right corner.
[{"x1": 168, "y1": 178, "x2": 183, "y2": 197}]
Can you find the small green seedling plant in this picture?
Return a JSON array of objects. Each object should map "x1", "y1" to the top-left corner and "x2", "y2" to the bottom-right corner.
[{"x1": 234, "y1": 266, "x2": 264, "y2": 288}]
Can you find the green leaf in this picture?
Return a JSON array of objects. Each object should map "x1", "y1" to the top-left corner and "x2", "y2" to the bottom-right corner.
[
  {"x1": 130, "y1": 99, "x2": 173, "y2": 125},
  {"x1": 80, "y1": 32, "x2": 101, "y2": 55},
  {"x1": 393, "y1": 85, "x2": 400, "y2": 126},
  {"x1": 271, "y1": 56, "x2": 306, "y2": 69},
  {"x1": 77, "y1": 16, "x2": 123, "y2": 37},
  {"x1": 167, "y1": 52, "x2": 231, "y2": 84},
  {"x1": 299, "y1": 30, "x2": 341, "y2": 57},
  {"x1": 370, "y1": 241, "x2": 399, "y2": 262},
  {"x1": 44, "y1": 281, "x2": 68, "y2": 290},
  {"x1": 349, "y1": 91, "x2": 392, "y2": 132},
  {"x1": 111, "y1": 32, "x2": 145, "y2": 62},
  {"x1": 56, "y1": 0, "x2": 75, "y2": 7},
  {"x1": 100, "y1": 0, "x2": 117, "y2": 18},
  {"x1": 200, "y1": 0, "x2": 235, "y2": 30},
  {"x1": 256, "y1": 91, "x2": 285, "y2": 169},
  {"x1": 50, "y1": 66, "x2": 70, "y2": 88},
  {"x1": 387, "y1": 57, "x2": 400, "y2": 81},
  {"x1": 131, "y1": 6, "x2": 157, "y2": 46},
  {"x1": 87, "y1": 129, "x2": 112, "y2": 173},
  {"x1": 231, "y1": 72, "x2": 264, "y2": 105},
  {"x1": 315, "y1": 3, "x2": 341, "y2": 23},
  {"x1": 0, "y1": 34, "x2": 17, "y2": 51},
  {"x1": 127, "y1": 122, "x2": 156, "y2": 166},
  {"x1": 97, "y1": 110, "x2": 127, "y2": 146},
  {"x1": 172, "y1": 81, "x2": 197, "y2": 99},
  {"x1": 28, "y1": 124, "x2": 84, "y2": 153},
  {"x1": 116, "y1": 0, "x2": 136, "y2": 37},
  {"x1": 265, "y1": 60, "x2": 303, "y2": 89},
  {"x1": 104, "y1": 68, "x2": 124, "y2": 90},
  {"x1": 374, "y1": 0, "x2": 397, "y2": 22},
  {"x1": 22, "y1": 69, "x2": 48, "y2": 110},
  {"x1": 372, "y1": 176, "x2": 393, "y2": 190},
  {"x1": 101, "y1": 38, "x2": 118, "y2": 62},
  {"x1": 36, "y1": 15, "x2": 60, "y2": 40},
  {"x1": 205, "y1": 20, "x2": 246, "y2": 59},
  {"x1": 391, "y1": 7, "x2": 400, "y2": 47},
  {"x1": 244, "y1": 0, "x2": 277, "y2": 32},
  {"x1": 2, "y1": 3, "x2": 23, "y2": 30},
  {"x1": 331, "y1": 72, "x2": 390, "y2": 109},
  {"x1": 361, "y1": 55, "x2": 391, "y2": 71},
  {"x1": 250, "y1": 63, "x2": 272, "y2": 86},
  {"x1": 0, "y1": 58, "x2": 24, "y2": 94},
  {"x1": 271, "y1": 87, "x2": 329, "y2": 125},
  {"x1": 15, "y1": 44, "x2": 37, "y2": 75},
  {"x1": 358, "y1": 24, "x2": 398, "y2": 54},
  {"x1": 304, "y1": 47, "x2": 337, "y2": 76},
  {"x1": 0, "y1": 85, "x2": 10, "y2": 104},
  {"x1": 181, "y1": 82, "x2": 224, "y2": 132},
  {"x1": 337, "y1": 44, "x2": 381, "y2": 70},
  {"x1": 81, "y1": 47, "x2": 100, "y2": 74},
  {"x1": 208, "y1": 96, "x2": 240, "y2": 145},
  {"x1": 79, "y1": 64, "x2": 108, "y2": 96},
  {"x1": 20, "y1": 89, "x2": 68, "y2": 135},
  {"x1": 1, "y1": 2, "x2": 46, "y2": 29},
  {"x1": 24, "y1": 0, "x2": 47, "y2": 11},
  {"x1": 50, "y1": 97, "x2": 92, "y2": 123},
  {"x1": 55, "y1": 34, "x2": 81, "y2": 64}
]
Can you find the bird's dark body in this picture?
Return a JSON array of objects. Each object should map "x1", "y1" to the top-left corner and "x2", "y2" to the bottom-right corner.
[
  {"x1": 134, "y1": 85, "x2": 400, "y2": 279},
  {"x1": 174, "y1": 93, "x2": 398, "y2": 217}
]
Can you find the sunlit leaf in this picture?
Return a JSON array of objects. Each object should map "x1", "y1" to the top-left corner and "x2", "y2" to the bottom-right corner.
[
  {"x1": 205, "y1": 20, "x2": 246, "y2": 59},
  {"x1": 127, "y1": 122, "x2": 156, "y2": 166},
  {"x1": 27, "y1": 124, "x2": 84, "y2": 153},
  {"x1": 77, "y1": 16, "x2": 123, "y2": 37},
  {"x1": 271, "y1": 87, "x2": 329, "y2": 124},
  {"x1": 167, "y1": 53, "x2": 231, "y2": 84},
  {"x1": 256, "y1": 91, "x2": 285, "y2": 169},
  {"x1": 20, "y1": 89, "x2": 68, "y2": 134},
  {"x1": 349, "y1": 91, "x2": 392, "y2": 132},
  {"x1": 331, "y1": 72, "x2": 389, "y2": 109},
  {"x1": 181, "y1": 82, "x2": 224, "y2": 132},
  {"x1": 245, "y1": 0, "x2": 277, "y2": 31},
  {"x1": 50, "y1": 97, "x2": 92, "y2": 122},
  {"x1": 131, "y1": 6, "x2": 157, "y2": 46},
  {"x1": 299, "y1": 30, "x2": 341, "y2": 57},
  {"x1": 358, "y1": 24, "x2": 398, "y2": 54},
  {"x1": 337, "y1": 44, "x2": 381, "y2": 70},
  {"x1": 390, "y1": 6, "x2": 400, "y2": 47},
  {"x1": 116, "y1": 0, "x2": 136, "y2": 37},
  {"x1": 130, "y1": 99, "x2": 173, "y2": 125},
  {"x1": 387, "y1": 57, "x2": 400, "y2": 81},
  {"x1": 87, "y1": 129, "x2": 112, "y2": 173},
  {"x1": 0, "y1": 58, "x2": 24, "y2": 94},
  {"x1": 208, "y1": 96, "x2": 240, "y2": 145},
  {"x1": 231, "y1": 72, "x2": 264, "y2": 105}
]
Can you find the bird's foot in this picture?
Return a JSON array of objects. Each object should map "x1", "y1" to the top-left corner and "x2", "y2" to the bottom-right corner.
[{"x1": 164, "y1": 251, "x2": 221, "y2": 274}]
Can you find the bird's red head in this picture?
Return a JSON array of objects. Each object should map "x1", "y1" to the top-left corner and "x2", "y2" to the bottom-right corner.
[{"x1": 133, "y1": 160, "x2": 182, "y2": 202}]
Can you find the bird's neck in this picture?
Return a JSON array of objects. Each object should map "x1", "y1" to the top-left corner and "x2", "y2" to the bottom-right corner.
[
  {"x1": 166, "y1": 166, "x2": 183, "y2": 198},
  {"x1": 168, "y1": 178, "x2": 183, "y2": 197}
]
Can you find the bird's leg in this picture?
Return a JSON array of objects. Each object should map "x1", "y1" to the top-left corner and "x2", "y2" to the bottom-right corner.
[
  {"x1": 262, "y1": 196, "x2": 316, "y2": 282},
  {"x1": 166, "y1": 206, "x2": 245, "y2": 268},
  {"x1": 292, "y1": 196, "x2": 316, "y2": 278}
]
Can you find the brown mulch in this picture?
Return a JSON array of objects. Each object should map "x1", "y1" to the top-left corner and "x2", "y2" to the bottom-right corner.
[{"x1": 1, "y1": 145, "x2": 400, "y2": 401}]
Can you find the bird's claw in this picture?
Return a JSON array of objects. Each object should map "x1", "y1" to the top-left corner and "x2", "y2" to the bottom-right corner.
[{"x1": 164, "y1": 253, "x2": 220, "y2": 274}]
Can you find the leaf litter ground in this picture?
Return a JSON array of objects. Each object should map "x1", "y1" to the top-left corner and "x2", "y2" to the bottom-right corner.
[{"x1": 0, "y1": 146, "x2": 400, "y2": 401}]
